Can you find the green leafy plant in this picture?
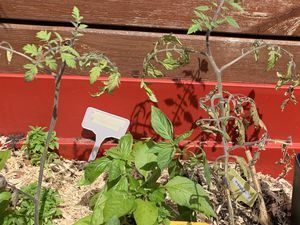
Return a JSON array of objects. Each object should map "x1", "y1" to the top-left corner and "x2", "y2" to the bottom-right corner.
[
  {"x1": 21, "y1": 126, "x2": 59, "y2": 166},
  {"x1": 0, "y1": 7, "x2": 125, "y2": 225},
  {"x1": 1, "y1": 182, "x2": 62, "y2": 225},
  {"x1": 140, "y1": 1, "x2": 298, "y2": 225},
  {"x1": 76, "y1": 106, "x2": 215, "y2": 225}
]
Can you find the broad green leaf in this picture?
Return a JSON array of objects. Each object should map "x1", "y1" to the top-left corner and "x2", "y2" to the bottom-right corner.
[
  {"x1": 91, "y1": 188, "x2": 107, "y2": 225},
  {"x1": 134, "y1": 142, "x2": 157, "y2": 178},
  {"x1": 133, "y1": 199, "x2": 158, "y2": 225},
  {"x1": 151, "y1": 106, "x2": 173, "y2": 140},
  {"x1": 148, "y1": 188, "x2": 165, "y2": 203},
  {"x1": 103, "y1": 190, "x2": 135, "y2": 222},
  {"x1": 36, "y1": 30, "x2": 51, "y2": 41},
  {"x1": 0, "y1": 191, "x2": 11, "y2": 212},
  {"x1": 89, "y1": 66, "x2": 102, "y2": 84},
  {"x1": 165, "y1": 176, "x2": 216, "y2": 218},
  {"x1": 105, "y1": 216, "x2": 120, "y2": 225},
  {"x1": 155, "y1": 143, "x2": 176, "y2": 170},
  {"x1": 225, "y1": 16, "x2": 239, "y2": 28},
  {"x1": 174, "y1": 130, "x2": 193, "y2": 145},
  {"x1": 108, "y1": 159, "x2": 125, "y2": 182},
  {"x1": 79, "y1": 157, "x2": 111, "y2": 185},
  {"x1": 113, "y1": 176, "x2": 128, "y2": 191},
  {"x1": 73, "y1": 214, "x2": 92, "y2": 225},
  {"x1": 118, "y1": 133, "x2": 133, "y2": 160},
  {"x1": 0, "y1": 150, "x2": 11, "y2": 171}
]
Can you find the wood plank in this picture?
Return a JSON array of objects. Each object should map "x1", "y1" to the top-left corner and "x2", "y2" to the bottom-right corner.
[
  {"x1": 1, "y1": 24, "x2": 300, "y2": 84},
  {"x1": 1, "y1": 0, "x2": 300, "y2": 36}
]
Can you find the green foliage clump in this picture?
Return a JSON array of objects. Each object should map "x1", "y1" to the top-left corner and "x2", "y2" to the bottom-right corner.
[
  {"x1": 1, "y1": 183, "x2": 62, "y2": 225},
  {"x1": 21, "y1": 126, "x2": 59, "y2": 166},
  {"x1": 76, "y1": 106, "x2": 215, "y2": 225}
]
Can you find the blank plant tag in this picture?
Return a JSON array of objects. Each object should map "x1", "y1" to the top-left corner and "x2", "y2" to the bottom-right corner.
[
  {"x1": 82, "y1": 107, "x2": 130, "y2": 161},
  {"x1": 228, "y1": 168, "x2": 258, "y2": 207}
]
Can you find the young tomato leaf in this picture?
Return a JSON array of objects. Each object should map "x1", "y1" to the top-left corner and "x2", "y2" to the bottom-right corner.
[
  {"x1": 151, "y1": 106, "x2": 173, "y2": 140},
  {"x1": 79, "y1": 157, "x2": 111, "y2": 185},
  {"x1": 165, "y1": 176, "x2": 216, "y2": 218},
  {"x1": 36, "y1": 30, "x2": 51, "y2": 41},
  {"x1": 133, "y1": 199, "x2": 158, "y2": 225},
  {"x1": 225, "y1": 16, "x2": 239, "y2": 28},
  {"x1": 187, "y1": 23, "x2": 201, "y2": 34}
]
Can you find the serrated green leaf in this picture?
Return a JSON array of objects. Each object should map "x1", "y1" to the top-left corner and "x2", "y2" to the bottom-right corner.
[
  {"x1": 225, "y1": 16, "x2": 239, "y2": 28},
  {"x1": 140, "y1": 79, "x2": 158, "y2": 102},
  {"x1": 229, "y1": 1, "x2": 244, "y2": 12},
  {"x1": 151, "y1": 106, "x2": 173, "y2": 140},
  {"x1": 187, "y1": 23, "x2": 201, "y2": 34},
  {"x1": 61, "y1": 46, "x2": 80, "y2": 57},
  {"x1": 0, "y1": 150, "x2": 11, "y2": 171},
  {"x1": 151, "y1": 142, "x2": 175, "y2": 170},
  {"x1": 89, "y1": 66, "x2": 102, "y2": 84},
  {"x1": 80, "y1": 157, "x2": 111, "y2": 185},
  {"x1": 23, "y1": 63, "x2": 38, "y2": 82},
  {"x1": 45, "y1": 57, "x2": 57, "y2": 70},
  {"x1": 61, "y1": 52, "x2": 76, "y2": 68},
  {"x1": 165, "y1": 176, "x2": 216, "y2": 218},
  {"x1": 54, "y1": 32, "x2": 63, "y2": 42},
  {"x1": 133, "y1": 199, "x2": 158, "y2": 225},
  {"x1": 72, "y1": 6, "x2": 83, "y2": 23},
  {"x1": 36, "y1": 30, "x2": 51, "y2": 41},
  {"x1": 196, "y1": 5, "x2": 210, "y2": 11},
  {"x1": 267, "y1": 47, "x2": 281, "y2": 71},
  {"x1": 23, "y1": 44, "x2": 39, "y2": 56},
  {"x1": 161, "y1": 34, "x2": 182, "y2": 45}
]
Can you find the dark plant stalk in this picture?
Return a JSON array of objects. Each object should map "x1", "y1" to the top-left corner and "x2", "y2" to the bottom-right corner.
[
  {"x1": 34, "y1": 62, "x2": 66, "y2": 225},
  {"x1": 203, "y1": 0, "x2": 235, "y2": 224}
]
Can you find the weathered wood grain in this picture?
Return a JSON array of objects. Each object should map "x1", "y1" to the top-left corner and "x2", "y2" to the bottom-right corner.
[
  {"x1": 1, "y1": 23, "x2": 300, "y2": 84},
  {"x1": 1, "y1": 0, "x2": 300, "y2": 36}
]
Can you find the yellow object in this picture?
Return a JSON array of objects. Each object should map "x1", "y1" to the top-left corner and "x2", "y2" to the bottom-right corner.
[{"x1": 170, "y1": 222, "x2": 211, "y2": 225}]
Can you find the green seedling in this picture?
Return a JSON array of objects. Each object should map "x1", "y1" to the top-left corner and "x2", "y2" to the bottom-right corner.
[{"x1": 21, "y1": 126, "x2": 59, "y2": 166}]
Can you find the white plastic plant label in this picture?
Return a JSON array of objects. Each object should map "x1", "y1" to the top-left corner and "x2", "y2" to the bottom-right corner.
[{"x1": 82, "y1": 107, "x2": 130, "y2": 161}]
